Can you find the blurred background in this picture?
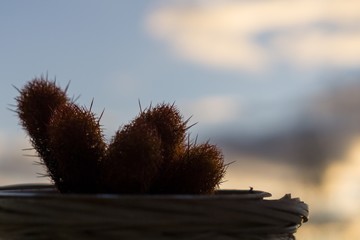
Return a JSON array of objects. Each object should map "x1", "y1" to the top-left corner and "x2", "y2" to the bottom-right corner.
[{"x1": 1, "y1": 1, "x2": 360, "y2": 239}]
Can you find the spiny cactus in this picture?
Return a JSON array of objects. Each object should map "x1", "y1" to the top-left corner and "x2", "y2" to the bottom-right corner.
[
  {"x1": 170, "y1": 142, "x2": 226, "y2": 194},
  {"x1": 48, "y1": 103, "x2": 106, "y2": 193},
  {"x1": 15, "y1": 77, "x2": 226, "y2": 194},
  {"x1": 137, "y1": 103, "x2": 188, "y2": 161},
  {"x1": 101, "y1": 119, "x2": 163, "y2": 193},
  {"x1": 14, "y1": 76, "x2": 69, "y2": 190}
]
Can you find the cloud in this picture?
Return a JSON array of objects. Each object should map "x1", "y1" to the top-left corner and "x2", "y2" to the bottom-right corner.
[
  {"x1": 322, "y1": 137, "x2": 360, "y2": 219},
  {"x1": 272, "y1": 29, "x2": 360, "y2": 68},
  {"x1": 183, "y1": 96, "x2": 241, "y2": 125},
  {"x1": 146, "y1": 0, "x2": 360, "y2": 71}
]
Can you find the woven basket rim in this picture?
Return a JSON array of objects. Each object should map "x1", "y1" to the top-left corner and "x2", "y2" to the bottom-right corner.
[{"x1": 0, "y1": 183, "x2": 272, "y2": 200}]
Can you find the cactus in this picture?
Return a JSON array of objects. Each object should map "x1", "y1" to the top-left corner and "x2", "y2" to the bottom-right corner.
[
  {"x1": 137, "y1": 103, "x2": 187, "y2": 161},
  {"x1": 101, "y1": 118, "x2": 163, "y2": 193},
  {"x1": 15, "y1": 77, "x2": 226, "y2": 194},
  {"x1": 170, "y1": 142, "x2": 226, "y2": 194},
  {"x1": 48, "y1": 103, "x2": 106, "y2": 193},
  {"x1": 15, "y1": 76, "x2": 69, "y2": 190}
]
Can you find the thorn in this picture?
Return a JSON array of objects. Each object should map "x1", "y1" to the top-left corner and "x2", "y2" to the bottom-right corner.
[
  {"x1": 32, "y1": 161, "x2": 44, "y2": 166},
  {"x1": 12, "y1": 84, "x2": 21, "y2": 93},
  {"x1": 23, "y1": 154, "x2": 39, "y2": 157},
  {"x1": 187, "y1": 134, "x2": 191, "y2": 150},
  {"x1": 138, "y1": 99, "x2": 143, "y2": 113},
  {"x1": 7, "y1": 107, "x2": 18, "y2": 113},
  {"x1": 219, "y1": 179, "x2": 228, "y2": 184},
  {"x1": 64, "y1": 80, "x2": 71, "y2": 94},
  {"x1": 98, "y1": 108, "x2": 105, "y2": 124},
  {"x1": 22, "y1": 147, "x2": 35, "y2": 151},
  {"x1": 185, "y1": 122, "x2": 198, "y2": 131},
  {"x1": 73, "y1": 94, "x2": 81, "y2": 102},
  {"x1": 89, "y1": 98, "x2": 94, "y2": 111},
  {"x1": 183, "y1": 115, "x2": 193, "y2": 125},
  {"x1": 223, "y1": 161, "x2": 234, "y2": 172},
  {"x1": 36, "y1": 173, "x2": 49, "y2": 178},
  {"x1": 224, "y1": 161, "x2": 235, "y2": 167}
]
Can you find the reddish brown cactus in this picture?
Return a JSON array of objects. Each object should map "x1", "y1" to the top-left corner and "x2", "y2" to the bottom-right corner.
[
  {"x1": 48, "y1": 103, "x2": 106, "y2": 193},
  {"x1": 14, "y1": 76, "x2": 69, "y2": 190},
  {"x1": 172, "y1": 142, "x2": 226, "y2": 194},
  {"x1": 137, "y1": 103, "x2": 187, "y2": 161},
  {"x1": 101, "y1": 119, "x2": 163, "y2": 193},
  {"x1": 15, "y1": 77, "x2": 226, "y2": 194}
]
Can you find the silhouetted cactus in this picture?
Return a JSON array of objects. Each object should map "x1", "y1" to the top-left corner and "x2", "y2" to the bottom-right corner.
[
  {"x1": 135, "y1": 103, "x2": 188, "y2": 193},
  {"x1": 151, "y1": 141, "x2": 225, "y2": 194},
  {"x1": 48, "y1": 103, "x2": 106, "y2": 193},
  {"x1": 138, "y1": 103, "x2": 187, "y2": 161},
  {"x1": 101, "y1": 119, "x2": 163, "y2": 193},
  {"x1": 15, "y1": 77, "x2": 226, "y2": 194},
  {"x1": 172, "y1": 142, "x2": 225, "y2": 194},
  {"x1": 15, "y1": 76, "x2": 69, "y2": 190}
]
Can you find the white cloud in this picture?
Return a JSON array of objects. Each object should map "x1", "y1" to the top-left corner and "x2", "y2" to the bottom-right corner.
[
  {"x1": 322, "y1": 137, "x2": 360, "y2": 219},
  {"x1": 183, "y1": 96, "x2": 241, "y2": 125},
  {"x1": 272, "y1": 30, "x2": 360, "y2": 67},
  {"x1": 146, "y1": 0, "x2": 360, "y2": 71}
]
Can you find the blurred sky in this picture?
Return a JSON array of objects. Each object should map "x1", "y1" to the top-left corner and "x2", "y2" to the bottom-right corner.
[
  {"x1": 1, "y1": 0, "x2": 359, "y2": 137},
  {"x1": 1, "y1": 1, "x2": 360, "y2": 239}
]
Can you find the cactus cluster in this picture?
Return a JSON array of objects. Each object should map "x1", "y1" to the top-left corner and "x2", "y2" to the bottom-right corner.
[{"x1": 15, "y1": 76, "x2": 226, "y2": 194}]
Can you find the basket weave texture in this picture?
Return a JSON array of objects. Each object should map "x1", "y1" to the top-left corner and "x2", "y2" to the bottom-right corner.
[{"x1": 0, "y1": 184, "x2": 308, "y2": 240}]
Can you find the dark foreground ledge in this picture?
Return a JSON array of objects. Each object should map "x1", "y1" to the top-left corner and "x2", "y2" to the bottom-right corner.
[{"x1": 0, "y1": 184, "x2": 309, "y2": 240}]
